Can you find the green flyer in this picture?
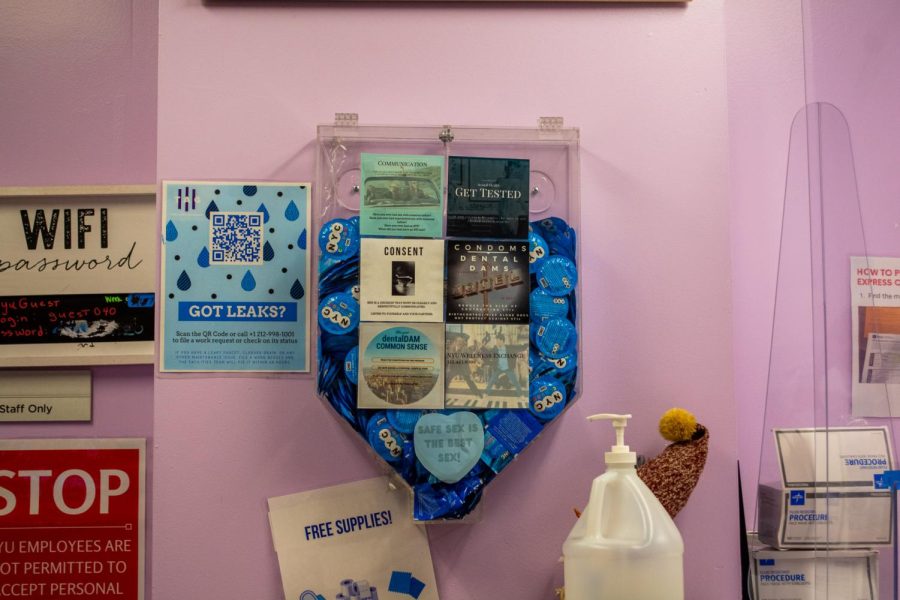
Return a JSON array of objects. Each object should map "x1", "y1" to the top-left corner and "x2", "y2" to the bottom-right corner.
[{"x1": 360, "y1": 153, "x2": 443, "y2": 238}]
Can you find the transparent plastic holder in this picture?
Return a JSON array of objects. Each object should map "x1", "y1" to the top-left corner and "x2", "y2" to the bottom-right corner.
[
  {"x1": 752, "y1": 103, "x2": 899, "y2": 600},
  {"x1": 313, "y1": 120, "x2": 582, "y2": 522}
]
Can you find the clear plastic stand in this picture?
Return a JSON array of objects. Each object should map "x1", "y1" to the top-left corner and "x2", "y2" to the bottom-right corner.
[
  {"x1": 314, "y1": 118, "x2": 582, "y2": 522},
  {"x1": 752, "y1": 103, "x2": 898, "y2": 599}
]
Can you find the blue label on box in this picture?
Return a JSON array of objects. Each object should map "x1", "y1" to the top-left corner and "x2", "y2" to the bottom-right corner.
[{"x1": 790, "y1": 490, "x2": 806, "y2": 506}]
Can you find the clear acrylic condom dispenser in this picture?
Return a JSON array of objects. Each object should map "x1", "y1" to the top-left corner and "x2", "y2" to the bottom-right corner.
[{"x1": 563, "y1": 414, "x2": 684, "y2": 600}]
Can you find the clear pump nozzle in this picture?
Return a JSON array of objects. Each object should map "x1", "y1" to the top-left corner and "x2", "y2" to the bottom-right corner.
[{"x1": 586, "y1": 413, "x2": 636, "y2": 465}]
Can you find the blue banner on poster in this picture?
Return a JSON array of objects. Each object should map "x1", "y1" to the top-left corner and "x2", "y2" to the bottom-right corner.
[{"x1": 178, "y1": 301, "x2": 297, "y2": 322}]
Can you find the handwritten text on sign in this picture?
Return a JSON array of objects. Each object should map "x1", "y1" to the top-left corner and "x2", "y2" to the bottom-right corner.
[{"x1": 0, "y1": 189, "x2": 156, "y2": 364}]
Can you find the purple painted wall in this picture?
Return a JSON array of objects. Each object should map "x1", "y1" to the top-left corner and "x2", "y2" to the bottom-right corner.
[
  {"x1": 0, "y1": 0, "x2": 157, "y2": 453},
  {"x1": 21, "y1": 0, "x2": 899, "y2": 597},
  {"x1": 154, "y1": 2, "x2": 737, "y2": 600},
  {"x1": 728, "y1": 0, "x2": 900, "y2": 522},
  {"x1": 0, "y1": 2, "x2": 158, "y2": 598},
  {"x1": 726, "y1": 0, "x2": 806, "y2": 523},
  {"x1": 0, "y1": 1, "x2": 157, "y2": 186}
]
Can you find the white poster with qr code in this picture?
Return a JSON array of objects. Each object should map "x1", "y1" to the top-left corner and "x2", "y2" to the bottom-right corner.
[{"x1": 160, "y1": 181, "x2": 311, "y2": 372}]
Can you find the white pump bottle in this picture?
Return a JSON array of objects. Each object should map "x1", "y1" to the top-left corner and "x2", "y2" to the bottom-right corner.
[{"x1": 563, "y1": 414, "x2": 684, "y2": 600}]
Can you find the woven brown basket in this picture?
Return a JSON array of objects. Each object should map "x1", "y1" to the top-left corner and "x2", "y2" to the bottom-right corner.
[{"x1": 636, "y1": 424, "x2": 709, "y2": 518}]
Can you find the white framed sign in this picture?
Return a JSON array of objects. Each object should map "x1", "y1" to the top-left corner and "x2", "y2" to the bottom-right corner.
[{"x1": 0, "y1": 186, "x2": 156, "y2": 367}]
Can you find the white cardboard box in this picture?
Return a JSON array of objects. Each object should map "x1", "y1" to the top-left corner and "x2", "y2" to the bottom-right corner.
[
  {"x1": 774, "y1": 428, "x2": 893, "y2": 487},
  {"x1": 751, "y1": 549, "x2": 878, "y2": 600},
  {"x1": 759, "y1": 427, "x2": 895, "y2": 549},
  {"x1": 758, "y1": 484, "x2": 891, "y2": 548}
]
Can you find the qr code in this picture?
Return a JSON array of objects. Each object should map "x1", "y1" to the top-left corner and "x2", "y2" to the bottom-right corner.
[{"x1": 210, "y1": 212, "x2": 264, "y2": 265}]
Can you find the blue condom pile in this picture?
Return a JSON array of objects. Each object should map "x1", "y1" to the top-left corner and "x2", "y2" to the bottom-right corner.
[{"x1": 317, "y1": 215, "x2": 578, "y2": 521}]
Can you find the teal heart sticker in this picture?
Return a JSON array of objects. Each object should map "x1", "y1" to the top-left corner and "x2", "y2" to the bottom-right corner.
[{"x1": 413, "y1": 412, "x2": 485, "y2": 484}]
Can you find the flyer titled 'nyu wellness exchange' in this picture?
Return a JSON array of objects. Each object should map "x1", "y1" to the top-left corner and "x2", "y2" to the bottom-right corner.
[{"x1": 160, "y1": 181, "x2": 310, "y2": 372}]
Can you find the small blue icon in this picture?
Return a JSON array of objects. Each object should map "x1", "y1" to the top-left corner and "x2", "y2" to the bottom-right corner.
[
  {"x1": 790, "y1": 490, "x2": 806, "y2": 506},
  {"x1": 389, "y1": 571, "x2": 426, "y2": 599},
  {"x1": 759, "y1": 559, "x2": 775, "y2": 566},
  {"x1": 126, "y1": 293, "x2": 155, "y2": 308},
  {"x1": 875, "y1": 470, "x2": 900, "y2": 490}
]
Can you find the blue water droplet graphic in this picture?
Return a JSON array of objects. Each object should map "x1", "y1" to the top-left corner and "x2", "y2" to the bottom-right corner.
[
  {"x1": 205, "y1": 200, "x2": 219, "y2": 219},
  {"x1": 242, "y1": 185, "x2": 258, "y2": 196},
  {"x1": 263, "y1": 241, "x2": 274, "y2": 261},
  {"x1": 165, "y1": 220, "x2": 178, "y2": 242},
  {"x1": 257, "y1": 203, "x2": 270, "y2": 223},
  {"x1": 298, "y1": 229, "x2": 307, "y2": 250},
  {"x1": 284, "y1": 200, "x2": 299, "y2": 221},
  {"x1": 176, "y1": 270, "x2": 191, "y2": 291},
  {"x1": 290, "y1": 279, "x2": 305, "y2": 300},
  {"x1": 197, "y1": 247, "x2": 210, "y2": 268},
  {"x1": 241, "y1": 271, "x2": 256, "y2": 291}
]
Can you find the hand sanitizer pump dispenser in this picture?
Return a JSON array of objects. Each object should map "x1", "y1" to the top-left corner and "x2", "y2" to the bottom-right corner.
[{"x1": 563, "y1": 414, "x2": 684, "y2": 600}]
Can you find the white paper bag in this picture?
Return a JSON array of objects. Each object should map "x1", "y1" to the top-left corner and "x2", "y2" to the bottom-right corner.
[{"x1": 268, "y1": 477, "x2": 438, "y2": 600}]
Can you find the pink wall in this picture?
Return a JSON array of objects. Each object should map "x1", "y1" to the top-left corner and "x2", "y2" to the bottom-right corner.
[
  {"x1": 0, "y1": 1, "x2": 158, "y2": 598},
  {"x1": 0, "y1": 1, "x2": 157, "y2": 186},
  {"x1": 0, "y1": 1, "x2": 747, "y2": 597},
  {"x1": 4, "y1": 1, "x2": 898, "y2": 596},
  {"x1": 154, "y1": 1, "x2": 738, "y2": 599},
  {"x1": 726, "y1": 0, "x2": 806, "y2": 522},
  {"x1": 0, "y1": 0, "x2": 157, "y2": 454},
  {"x1": 728, "y1": 0, "x2": 900, "y2": 524}
]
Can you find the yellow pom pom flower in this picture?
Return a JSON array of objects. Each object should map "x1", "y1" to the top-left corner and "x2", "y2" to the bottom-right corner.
[{"x1": 659, "y1": 408, "x2": 697, "y2": 442}]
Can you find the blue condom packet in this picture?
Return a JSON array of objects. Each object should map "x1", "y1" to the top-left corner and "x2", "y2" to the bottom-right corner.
[
  {"x1": 530, "y1": 288, "x2": 569, "y2": 321},
  {"x1": 538, "y1": 349, "x2": 577, "y2": 377},
  {"x1": 528, "y1": 349, "x2": 554, "y2": 380},
  {"x1": 481, "y1": 428, "x2": 515, "y2": 474},
  {"x1": 366, "y1": 412, "x2": 406, "y2": 463},
  {"x1": 533, "y1": 217, "x2": 576, "y2": 259},
  {"x1": 537, "y1": 255, "x2": 578, "y2": 297},
  {"x1": 318, "y1": 217, "x2": 360, "y2": 259},
  {"x1": 387, "y1": 409, "x2": 424, "y2": 435},
  {"x1": 528, "y1": 376, "x2": 567, "y2": 422},
  {"x1": 317, "y1": 292, "x2": 360, "y2": 335},
  {"x1": 532, "y1": 317, "x2": 577, "y2": 358},
  {"x1": 483, "y1": 409, "x2": 543, "y2": 456},
  {"x1": 345, "y1": 283, "x2": 361, "y2": 301},
  {"x1": 413, "y1": 483, "x2": 463, "y2": 521},
  {"x1": 528, "y1": 230, "x2": 550, "y2": 273},
  {"x1": 343, "y1": 346, "x2": 358, "y2": 384}
]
